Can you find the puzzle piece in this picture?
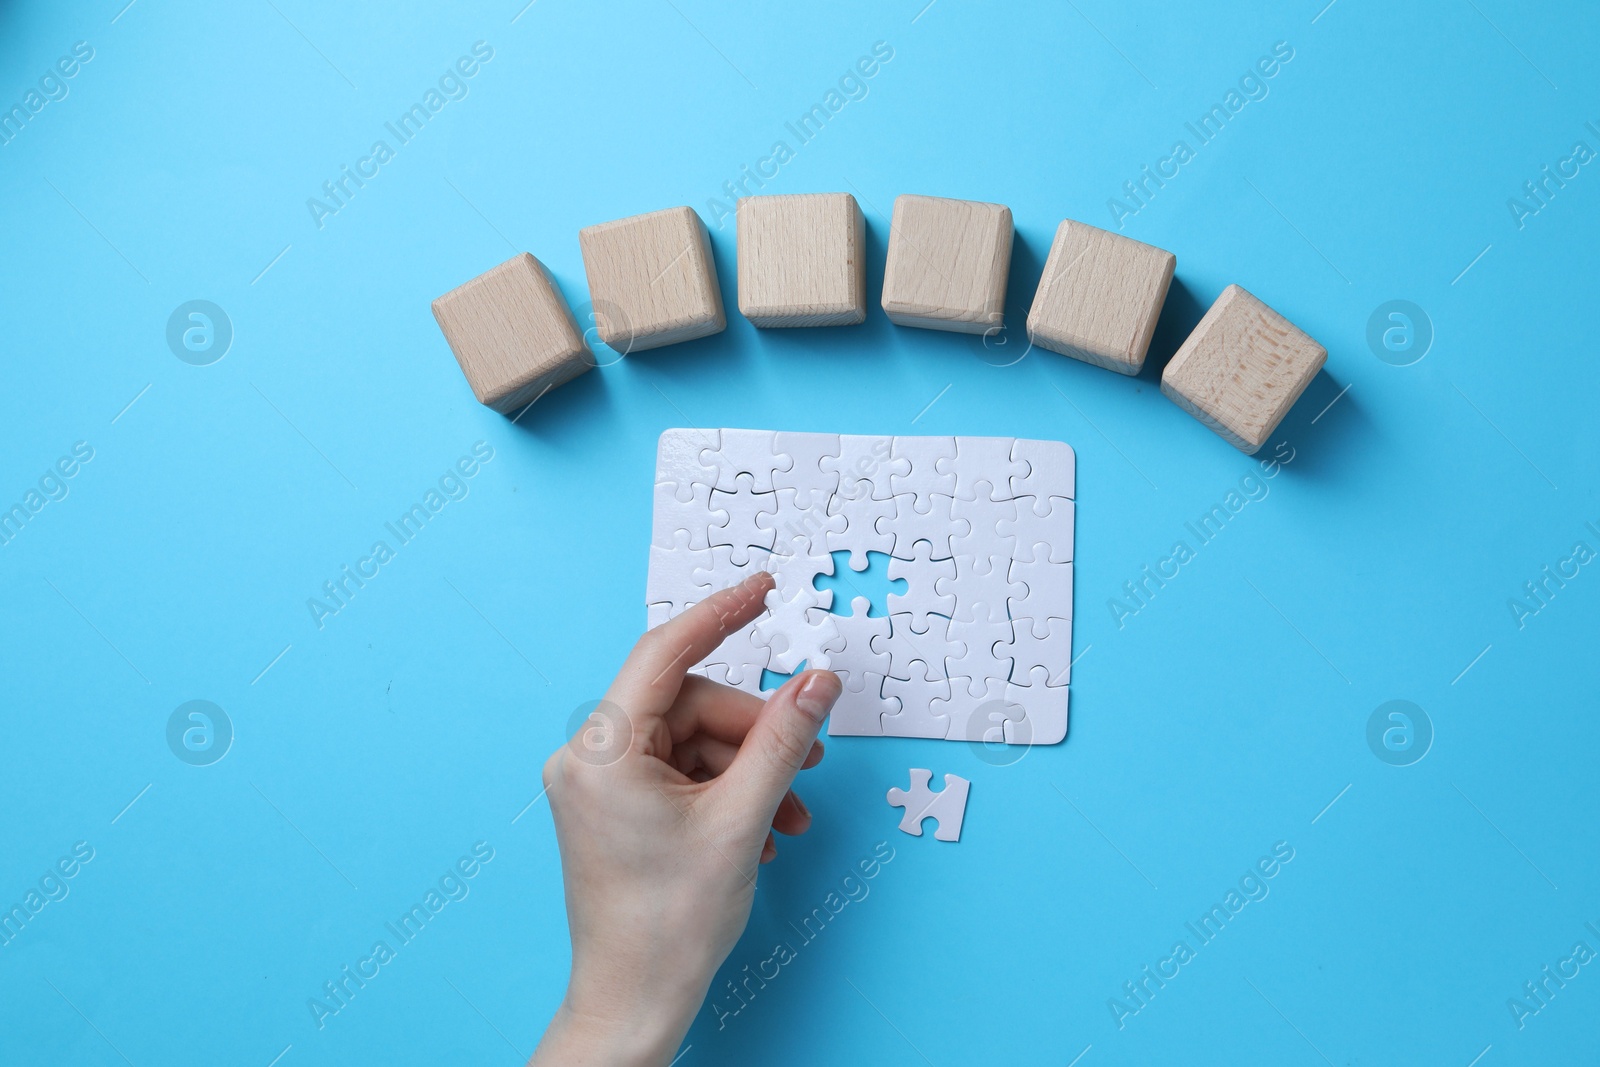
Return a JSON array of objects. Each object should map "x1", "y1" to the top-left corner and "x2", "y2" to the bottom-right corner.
[
  {"x1": 951, "y1": 437, "x2": 1026, "y2": 501},
  {"x1": 939, "y1": 680, "x2": 1026, "y2": 742},
  {"x1": 700, "y1": 428, "x2": 791, "y2": 492},
  {"x1": 889, "y1": 436, "x2": 956, "y2": 505},
  {"x1": 878, "y1": 493, "x2": 971, "y2": 561},
  {"x1": 1009, "y1": 617, "x2": 1073, "y2": 685},
  {"x1": 829, "y1": 597, "x2": 892, "y2": 679},
  {"x1": 886, "y1": 543, "x2": 956, "y2": 631},
  {"x1": 763, "y1": 535, "x2": 834, "y2": 611},
  {"x1": 883, "y1": 614, "x2": 965, "y2": 682},
  {"x1": 997, "y1": 497, "x2": 1074, "y2": 564},
  {"x1": 949, "y1": 491, "x2": 1017, "y2": 562},
  {"x1": 827, "y1": 671, "x2": 898, "y2": 737},
  {"x1": 652, "y1": 479, "x2": 728, "y2": 551},
  {"x1": 946, "y1": 605, "x2": 1013, "y2": 693},
  {"x1": 1004, "y1": 670, "x2": 1069, "y2": 744},
  {"x1": 773, "y1": 431, "x2": 842, "y2": 502},
  {"x1": 937, "y1": 553, "x2": 1028, "y2": 620},
  {"x1": 1009, "y1": 438, "x2": 1076, "y2": 502},
  {"x1": 698, "y1": 661, "x2": 766, "y2": 696},
  {"x1": 758, "y1": 487, "x2": 845, "y2": 557},
  {"x1": 656, "y1": 428, "x2": 721, "y2": 499},
  {"x1": 646, "y1": 529, "x2": 713, "y2": 611},
  {"x1": 708, "y1": 475, "x2": 778, "y2": 566},
  {"x1": 1008, "y1": 556, "x2": 1074, "y2": 631},
  {"x1": 881, "y1": 667, "x2": 951, "y2": 739},
  {"x1": 753, "y1": 585, "x2": 843, "y2": 673},
  {"x1": 699, "y1": 621, "x2": 772, "y2": 695},
  {"x1": 821, "y1": 435, "x2": 906, "y2": 503},
  {"x1": 887, "y1": 769, "x2": 970, "y2": 841},
  {"x1": 826, "y1": 493, "x2": 896, "y2": 570}
]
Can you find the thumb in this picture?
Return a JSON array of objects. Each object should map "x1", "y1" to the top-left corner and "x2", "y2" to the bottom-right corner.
[{"x1": 722, "y1": 670, "x2": 841, "y2": 819}]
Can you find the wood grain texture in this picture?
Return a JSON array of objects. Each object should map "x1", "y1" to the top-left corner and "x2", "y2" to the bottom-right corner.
[
  {"x1": 1161, "y1": 284, "x2": 1326, "y2": 454},
  {"x1": 1026, "y1": 219, "x2": 1175, "y2": 375},
  {"x1": 430, "y1": 253, "x2": 591, "y2": 415},
  {"x1": 736, "y1": 193, "x2": 866, "y2": 327},
  {"x1": 880, "y1": 194, "x2": 1013, "y2": 334},
  {"x1": 578, "y1": 206, "x2": 725, "y2": 352}
]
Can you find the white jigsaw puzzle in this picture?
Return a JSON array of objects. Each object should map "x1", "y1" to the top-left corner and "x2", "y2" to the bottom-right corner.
[
  {"x1": 887, "y1": 769, "x2": 970, "y2": 842},
  {"x1": 646, "y1": 429, "x2": 1074, "y2": 745}
]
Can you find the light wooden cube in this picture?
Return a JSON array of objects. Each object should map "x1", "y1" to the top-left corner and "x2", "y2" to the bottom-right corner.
[
  {"x1": 880, "y1": 194, "x2": 1012, "y2": 334},
  {"x1": 578, "y1": 206, "x2": 725, "y2": 352},
  {"x1": 737, "y1": 193, "x2": 866, "y2": 327},
  {"x1": 1161, "y1": 284, "x2": 1326, "y2": 454},
  {"x1": 431, "y1": 253, "x2": 591, "y2": 415},
  {"x1": 1026, "y1": 220, "x2": 1175, "y2": 375}
]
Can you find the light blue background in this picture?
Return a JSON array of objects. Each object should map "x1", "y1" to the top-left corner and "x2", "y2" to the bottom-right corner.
[{"x1": 3, "y1": 0, "x2": 1597, "y2": 1063}]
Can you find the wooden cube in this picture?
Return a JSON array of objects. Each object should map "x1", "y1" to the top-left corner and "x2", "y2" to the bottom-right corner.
[
  {"x1": 1161, "y1": 284, "x2": 1326, "y2": 454},
  {"x1": 578, "y1": 206, "x2": 725, "y2": 352},
  {"x1": 431, "y1": 253, "x2": 591, "y2": 414},
  {"x1": 737, "y1": 193, "x2": 866, "y2": 327},
  {"x1": 880, "y1": 194, "x2": 1012, "y2": 334},
  {"x1": 1026, "y1": 220, "x2": 1175, "y2": 375}
]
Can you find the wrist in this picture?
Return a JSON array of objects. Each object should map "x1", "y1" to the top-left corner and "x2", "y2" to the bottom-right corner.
[{"x1": 535, "y1": 994, "x2": 692, "y2": 1067}]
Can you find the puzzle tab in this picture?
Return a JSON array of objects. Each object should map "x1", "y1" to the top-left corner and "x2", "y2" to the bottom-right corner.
[{"x1": 646, "y1": 429, "x2": 1074, "y2": 746}]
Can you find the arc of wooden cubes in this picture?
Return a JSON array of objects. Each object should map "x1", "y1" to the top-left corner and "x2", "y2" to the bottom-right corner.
[{"x1": 430, "y1": 193, "x2": 1325, "y2": 455}]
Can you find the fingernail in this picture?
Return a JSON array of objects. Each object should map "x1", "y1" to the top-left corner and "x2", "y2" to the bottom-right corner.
[
  {"x1": 791, "y1": 791, "x2": 810, "y2": 819},
  {"x1": 794, "y1": 672, "x2": 841, "y2": 724}
]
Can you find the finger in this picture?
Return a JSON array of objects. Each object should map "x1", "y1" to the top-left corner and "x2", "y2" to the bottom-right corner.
[
  {"x1": 760, "y1": 831, "x2": 776, "y2": 864},
  {"x1": 606, "y1": 572, "x2": 774, "y2": 729},
  {"x1": 668, "y1": 677, "x2": 827, "y2": 770},
  {"x1": 720, "y1": 669, "x2": 841, "y2": 819},
  {"x1": 772, "y1": 788, "x2": 811, "y2": 837}
]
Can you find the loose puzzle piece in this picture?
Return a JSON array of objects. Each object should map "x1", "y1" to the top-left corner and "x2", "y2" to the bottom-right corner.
[
  {"x1": 887, "y1": 769, "x2": 970, "y2": 841},
  {"x1": 647, "y1": 430, "x2": 1074, "y2": 745}
]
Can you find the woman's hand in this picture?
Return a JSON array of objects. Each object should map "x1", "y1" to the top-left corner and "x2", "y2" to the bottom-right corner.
[{"x1": 533, "y1": 571, "x2": 842, "y2": 1066}]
